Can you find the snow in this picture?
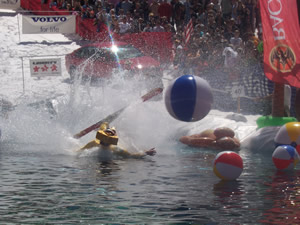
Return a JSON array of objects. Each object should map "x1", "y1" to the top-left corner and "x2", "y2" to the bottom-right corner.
[{"x1": 0, "y1": 13, "x2": 278, "y2": 155}]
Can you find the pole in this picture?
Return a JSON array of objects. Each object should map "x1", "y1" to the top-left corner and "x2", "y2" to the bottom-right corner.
[
  {"x1": 21, "y1": 57, "x2": 25, "y2": 93},
  {"x1": 237, "y1": 97, "x2": 241, "y2": 113},
  {"x1": 17, "y1": 13, "x2": 21, "y2": 43},
  {"x1": 272, "y1": 82, "x2": 285, "y2": 117}
]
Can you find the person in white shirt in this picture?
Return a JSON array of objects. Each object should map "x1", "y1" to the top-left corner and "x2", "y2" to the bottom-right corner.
[
  {"x1": 152, "y1": 20, "x2": 165, "y2": 32},
  {"x1": 118, "y1": 17, "x2": 132, "y2": 34},
  {"x1": 223, "y1": 46, "x2": 238, "y2": 68},
  {"x1": 143, "y1": 23, "x2": 153, "y2": 32}
]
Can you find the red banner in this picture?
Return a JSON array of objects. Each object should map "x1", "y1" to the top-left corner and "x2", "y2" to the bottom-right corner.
[{"x1": 259, "y1": 0, "x2": 300, "y2": 88}]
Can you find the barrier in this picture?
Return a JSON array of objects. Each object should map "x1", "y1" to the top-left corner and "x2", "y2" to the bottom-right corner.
[{"x1": 20, "y1": 0, "x2": 173, "y2": 63}]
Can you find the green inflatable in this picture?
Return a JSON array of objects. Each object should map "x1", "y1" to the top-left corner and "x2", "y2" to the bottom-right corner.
[
  {"x1": 257, "y1": 41, "x2": 263, "y2": 54},
  {"x1": 256, "y1": 116, "x2": 298, "y2": 129}
]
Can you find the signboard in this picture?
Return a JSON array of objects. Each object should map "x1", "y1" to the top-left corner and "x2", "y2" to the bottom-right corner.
[
  {"x1": 22, "y1": 15, "x2": 76, "y2": 34},
  {"x1": 259, "y1": 0, "x2": 300, "y2": 88},
  {"x1": 30, "y1": 58, "x2": 62, "y2": 77},
  {"x1": 0, "y1": 0, "x2": 20, "y2": 10}
]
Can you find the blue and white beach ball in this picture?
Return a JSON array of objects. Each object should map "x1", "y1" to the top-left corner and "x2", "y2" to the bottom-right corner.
[
  {"x1": 272, "y1": 145, "x2": 299, "y2": 170},
  {"x1": 164, "y1": 75, "x2": 213, "y2": 122}
]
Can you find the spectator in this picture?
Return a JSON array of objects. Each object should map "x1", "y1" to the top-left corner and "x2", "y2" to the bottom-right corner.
[
  {"x1": 230, "y1": 29, "x2": 243, "y2": 49},
  {"x1": 132, "y1": 17, "x2": 145, "y2": 33},
  {"x1": 125, "y1": 11, "x2": 134, "y2": 24},
  {"x1": 143, "y1": 22, "x2": 153, "y2": 32},
  {"x1": 160, "y1": 16, "x2": 169, "y2": 26},
  {"x1": 110, "y1": 15, "x2": 120, "y2": 32},
  {"x1": 108, "y1": 8, "x2": 117, "y2": 22},
  {"x1": 118, "y1": 16, "x2": 132, "y2": 34},
  {"x1": 133, "y1": 3, "x2": 144, "y2": 19},
  {"x1": 222, "y1": 45, "x2": 239, "y2": 80},
  {"x1": 59, "y1": 0, "x2": 68, "y2": 9},
  {"x1": 152, "y1": 20, "x2": 165, "y2": 32},
  {"x1": 115, "y1": 0, "x2": 123, "y2": 15},
  {"x1": 172, "y1": 0, "x2": 184, "y2": 28},
  {"x1": 148, "y1": 12, "x2": 156, "y2": 27},
  {"x1": 173, "y1": 44, "x2": 185, "y2": 72},
  {"x1": 184, "y1": 0, "x2": 191, "y2": 24},
  {"x1": 149, "y1": 0, "x2": 160, "y2": 18},
  {"x1": 221, "y1": 0, "x2": 232, "y2": 20},
  {"x1": 121, "y1": 0, "x2": 133, "y2": 15},
  {"x1": 73, "y1": 1, "x2": 82, "y2": 12},
  {"x1": 211, "y1": 0, "x2": 221, "y2": 12},
  {"x1": 95, "y1": 8, "x2": 106, "y2": 32},
  {"x1": 231, "y1": 0, "x2": 239, "y2": 21},
  {"x1": 185, "y1": 43, "x2": 201, "y2": 74},
  {"x1": 223, "y1": 17, "x2": 235, "y2": 41},
  {"x1": 164, "y1": 22, "x2": 175, "y2": 33},
  {"x1": 49, "y1": 0, "x2": 57, "y2": 8},
  {"x1": 139, "y1": 0, "x2": 150, "y2": 22},
  {"x1": 223, "y1": 45, "x2": 238, "y2": 69},
  {"x1": 118, "y1": 8, "x2": 126, "y2": 21}
]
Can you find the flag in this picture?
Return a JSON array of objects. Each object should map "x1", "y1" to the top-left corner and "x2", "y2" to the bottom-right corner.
[
  {"x1": 184, "y1": 18, "x2": 193, "y2": 45},
  {"x1": 259, "y1": 0, "x2": 300, "y2": 88}
]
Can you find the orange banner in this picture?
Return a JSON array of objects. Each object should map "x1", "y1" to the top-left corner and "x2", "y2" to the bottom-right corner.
[{"x1": 259, "y1": 0, "x2": 300, "y2": 87}]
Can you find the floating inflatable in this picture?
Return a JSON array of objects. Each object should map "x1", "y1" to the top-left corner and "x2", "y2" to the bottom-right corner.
[
  {"x1": 256, "y1": 116, "x2": 297, "y2": 129},
  {"x1": 179, "y1": 127, "x2": 240, "y2": 150},
  {"x1": 274, "y1": 122, "x2": 300, "y2": 154},
  {"x1": 213, "y1": 151, "x2": 243, "y2": 180},
  {"x1": 272, "y1": 145, "x2": 299, "y2": 170}
]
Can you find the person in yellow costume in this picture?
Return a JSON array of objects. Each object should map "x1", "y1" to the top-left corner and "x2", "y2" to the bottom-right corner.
[{"x1": 79, "y1": 122, "x2": 156, "y2": 159}]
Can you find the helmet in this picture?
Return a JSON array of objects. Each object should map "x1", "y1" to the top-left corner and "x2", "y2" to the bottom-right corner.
[
  {"x1": 104, "y1": 128, "x2": 116, "y2": 136},
  {"x1": 96, "y1": 127, "x2": 118, "y2": 145}
]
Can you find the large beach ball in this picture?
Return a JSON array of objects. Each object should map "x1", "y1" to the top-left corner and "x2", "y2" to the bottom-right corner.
[
  {"x1": 272, "y1": 145, "x2": 299, "y2": 170},
  {"x1": 213, "y1": 151, "x2": 243, "y2": 181},
  {"x1": 274, "y1": 122, "x2": 300, "y2": 155},
  {"x1": 164, "y1": 75, "x2": 213, "y2": 122}
]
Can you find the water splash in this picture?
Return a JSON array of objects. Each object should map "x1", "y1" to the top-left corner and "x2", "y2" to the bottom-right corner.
[{"x1": 0, "y1": 67, "x2": 260, "y2": 156}]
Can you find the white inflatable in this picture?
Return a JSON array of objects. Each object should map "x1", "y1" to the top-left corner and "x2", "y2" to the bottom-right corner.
[{"x1": 241, "y1": 126, "x2": 281, "y2": 153}]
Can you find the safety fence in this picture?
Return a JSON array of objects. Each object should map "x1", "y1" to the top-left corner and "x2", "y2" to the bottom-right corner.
[{"x1": 19, "y1": 0, "x2": 173, "y2": 63}]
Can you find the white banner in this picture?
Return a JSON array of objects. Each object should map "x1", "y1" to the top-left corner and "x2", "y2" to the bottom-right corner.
[
  {"x1": 22, "y1": 15, "x2": 76, "y2": 34},
  {"x1": 0, "y1": 0, "x2": 20, "y2": 10},
  {"x1": 30, "y1": 58, "x2": 62, "y2": 77}
]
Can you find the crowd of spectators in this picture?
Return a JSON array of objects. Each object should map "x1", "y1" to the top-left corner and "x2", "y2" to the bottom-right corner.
[
  {"x1": 46, "y1": 0, "x2": 263, "y2": 79},
  {"x1": 44, "y1": 0, "x2": 286, "y2": 115}
]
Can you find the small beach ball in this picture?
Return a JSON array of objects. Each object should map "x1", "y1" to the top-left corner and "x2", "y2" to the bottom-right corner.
[
  {"x1": 274, "y1": 122, "x2": 300, "y2": 155},
  {"x1": 272, "y1": 145, "x2": 299, "y2": 170},
  {"x1": 164, "y1": 75, "x2": 213, "y2": 122},
  {"x1": 213, "y1": 151, "x2": 243, "y2": 181}
]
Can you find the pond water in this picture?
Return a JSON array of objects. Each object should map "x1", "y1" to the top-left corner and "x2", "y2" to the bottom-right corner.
[
  {"x1": 1, "y1": 76, "x2": 300, "y2": 224},
  {"x1": 1, "y1": 138, "x2": 299, "y2": 224}
]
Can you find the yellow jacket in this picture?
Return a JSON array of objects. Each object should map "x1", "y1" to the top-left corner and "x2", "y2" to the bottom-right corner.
[{"x1": 79, "y1": 139, "x2": 147, "y2": 159}]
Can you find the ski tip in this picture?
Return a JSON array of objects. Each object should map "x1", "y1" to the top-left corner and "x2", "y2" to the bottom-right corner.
[{"x1": 142, "y1": 88, "x2": 163, "y2": 102}]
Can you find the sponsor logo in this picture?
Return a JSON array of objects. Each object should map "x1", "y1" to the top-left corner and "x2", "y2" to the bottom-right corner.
[
  {"x1": 269, "y1": 44, "x2": 296, "y2": 73},
  {"x1": 31, "y1": 17, "x2": 67, "y2": 23}
]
